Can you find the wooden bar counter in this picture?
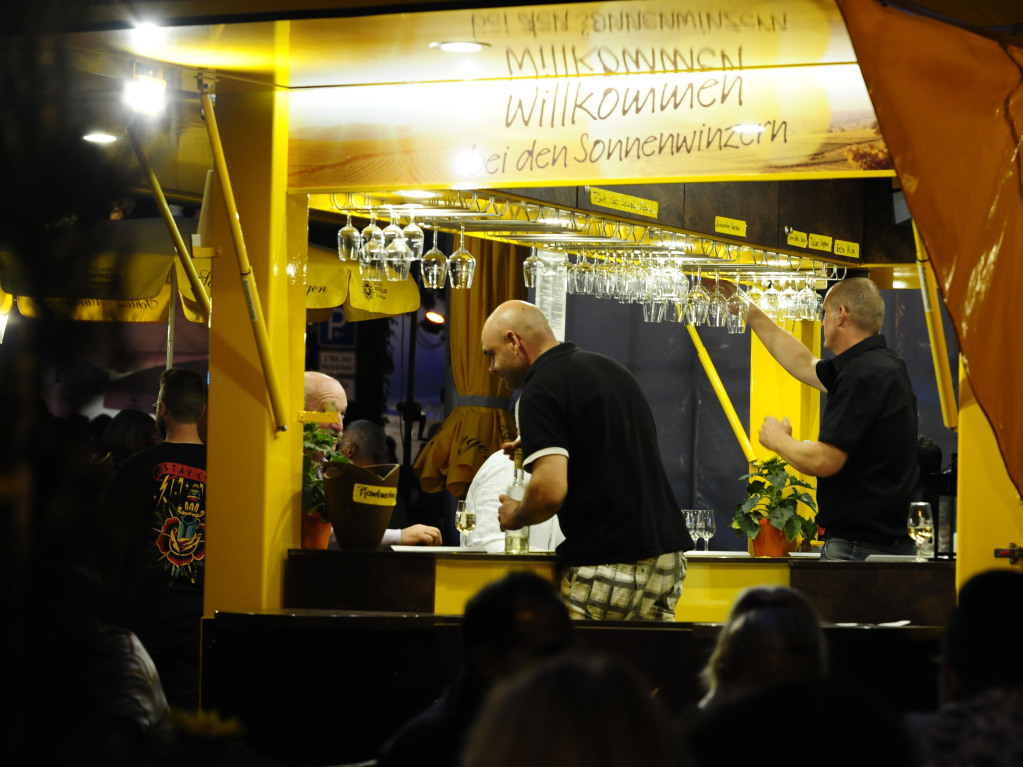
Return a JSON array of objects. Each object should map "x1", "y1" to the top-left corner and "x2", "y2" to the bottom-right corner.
[{"x1": 283, "y1": 548, "x2": 957, "y2": 625}]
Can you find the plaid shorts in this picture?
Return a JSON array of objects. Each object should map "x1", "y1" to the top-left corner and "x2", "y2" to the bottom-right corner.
[{"x1": 559, "y1": 550, "x2": 687, "y2": 622}]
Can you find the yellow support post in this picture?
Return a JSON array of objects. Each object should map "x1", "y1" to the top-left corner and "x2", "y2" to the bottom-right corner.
[
  {"x1": 203, "y1": 31, "x2": 306, "y2": 622},
  {"x1": 126, "y1": 127, "x2": 211, "y2": 322},
  {"x1": 914, "y1": 224, "x2": 958, "y2": 431},
  {"x1": 687, "y1": 325, "x2": 756, "y2": 464},
  {"x1": 199, "y1": 79, "x2": 288, "y2": 433}
]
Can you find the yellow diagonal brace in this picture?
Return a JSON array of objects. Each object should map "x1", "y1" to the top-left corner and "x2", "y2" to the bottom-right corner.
[
  {"x1": 687, "y1": 325, "x2": 757, "y2": 464},
  {"x1": 199, "y1": 81, "x2": 288, "y2": 433},
  {"x1": 914, "y1": 223, "x2": 958, "y2": 431},
  {"x1": 127, "y1": 127, "x2": 211, "y2": 322}
]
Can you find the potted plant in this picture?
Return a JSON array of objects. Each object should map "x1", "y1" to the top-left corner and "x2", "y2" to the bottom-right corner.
[
  {"x1": 301, "y1": 422, "x2": 351, "y2": 549},
  {"x1": 732, "y1": 457, "x2": 818, "y2": 556}
]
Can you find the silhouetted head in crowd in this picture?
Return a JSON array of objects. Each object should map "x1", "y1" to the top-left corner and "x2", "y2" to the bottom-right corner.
[
  {"x1": 102, "y1": 408, "x2": 159, "y2": 469},
  {"x1": 463, "y1": 654, "x2": 677, "y2": 767},
  {"x1": 940, "y1": 568, "x2": 1023, "y2": 701},
  {"x1": 684, "y1": 679, "x2": 914, "y2": 767},
  {"x1": 700, "y1": 585, "x2": 827, "y2": 708},
  {"x1": 461, "y1": 571, "x2": 574, "y2": 683}
]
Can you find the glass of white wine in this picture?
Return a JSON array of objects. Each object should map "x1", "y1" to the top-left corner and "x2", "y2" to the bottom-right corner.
[
  {"x1": 907, "y1": 501, "x2": 934, "y2": 561},
  {"x1": 455, "y1": 500, "x2": 476, "y2": 547}
]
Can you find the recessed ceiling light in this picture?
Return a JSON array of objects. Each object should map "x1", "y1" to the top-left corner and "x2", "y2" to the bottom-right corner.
[
  {"x1": 83, "y1": 132, "x2": 119, "y2": 144},
  {"x1": 450, "y1": 182, "x2": 481, "y2": 191},
  {"x1": 397, "y1": 190, "x2": 439, "y2": 199},
  {"x1": 430, "y1": 41, "x2": 490, "y2": 53}
]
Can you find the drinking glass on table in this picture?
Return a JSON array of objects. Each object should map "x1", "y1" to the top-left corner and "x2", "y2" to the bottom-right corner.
[
  {"x1": 907, "y1": 501, "x2": 934, "y2": 561},
  {"x1": 699, "y1": 509, "x2": 717, "y2": 551},
  {"x1": 455, "y1": 500, "x2": 476, "y2": 547},
  {"x1": 683, "y1": 509, "x2": 698, "y2": 542}
]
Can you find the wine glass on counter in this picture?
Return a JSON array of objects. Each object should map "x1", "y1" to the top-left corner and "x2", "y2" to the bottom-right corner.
[
  {"x1": 907, "y1": 501, "x2": 934, "y2": 561},
  {"x1": 455, "y1": 500, "x2": 476, "y2": 547},
  {"x1": 699, "y1": 509, "x2": 717, "y2": 551}
]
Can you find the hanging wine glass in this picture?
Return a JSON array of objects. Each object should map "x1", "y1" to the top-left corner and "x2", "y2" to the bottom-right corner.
[
  {"x1": 448, "y1": 227, "x2": 476, "y2": 290},
  {"x1": 706, "y1": 271, "x2": 729, "y2": 328},
  {"x1": 761, "y1": 277, "x2": 781, "y2": 319},
  {"x1": 381, "y1": 208, "x2": 403, "y2": 250},
  {"x1": 360, "y1": 211, "x2": 385, "y2": 282},
  {"x1": 779, "y1": 277, "x2": 800, "y2": 321},
  {"x1": 384, "y1": 234, "x2": 412, "y2": 281},
  {"x1": 420, "y1": 227, "x2": 448, "y2": 289},
  {"x1": 798, "y1": 273, "x2": 820, "y2": 321},
  {"x1": 522, "y1": 247, "x2": 543, "y2": 288},
  {"x1": 337, "y1": 212, "x2": 362, "y2": 262},
  {"x1": 727, "y1": 273, "x2": 750, "y2": 334},
  {"x1": 686, "y1": 268, "x2": 711, "y2": 325},
  {"x1": 402, "y1": 214, "x2": 424, "y2": 260}
]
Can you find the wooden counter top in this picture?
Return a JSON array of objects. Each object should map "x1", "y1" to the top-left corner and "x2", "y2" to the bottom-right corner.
[{"x1": 284, "y1": 548, "x2": 956, "y2": 625}]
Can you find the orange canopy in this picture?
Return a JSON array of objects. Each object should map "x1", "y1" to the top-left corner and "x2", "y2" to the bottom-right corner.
[{"x1": 838, "y1": 0, "x2": 1023, "y2": 493}]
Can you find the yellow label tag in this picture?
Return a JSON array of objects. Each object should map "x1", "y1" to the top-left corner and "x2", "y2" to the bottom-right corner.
[
  {"x1": 787, "y1": 230, "x2": 808, "y2": 248},
  {"x1": 808, "y1": 233, "x2": 833, "y2": 252},
  {"x1": 715, "y1": 216, "x2": 747, "y2": 237},
  {"x1": 834, "y1": 239, "x2": 860, "y2": 258},
  {"x1": 589, "y1": 187, "x2": 658, "y2": 218},
  {"x1": 353, "y1": 483, "x2": 397, "y2": 506}
]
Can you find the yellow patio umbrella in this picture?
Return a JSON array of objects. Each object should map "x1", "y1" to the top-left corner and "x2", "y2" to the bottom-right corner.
[
  {"x1": 1, "y1": 217, "x2": 196, "y2": 322},
  {"x1": 837, "y1": 0, "x2": 1023, "y2": 492},
  {"x1": 414, "y1": 239, "x2": 526, "y2": 497}
]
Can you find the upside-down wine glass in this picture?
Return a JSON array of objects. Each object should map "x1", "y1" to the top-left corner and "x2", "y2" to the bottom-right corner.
[
  {"x1": 337, "y1": 212, "x2": 362, "y2": 262},
  {"x1": 402, "y1": 214, "x2": 424, "y2": 260},
  {"x1": 360, "y1": 211, "x2": 385, "y2": 282},
  {"x1": 448, "y1": 227, "x2": 476, "y2": 290},
  {"x1": 523, "y1": 247, "x2": 543, "y2": 289},
  {"x1": 420, "y1": 227, "x2": 448, "y2": 289}
]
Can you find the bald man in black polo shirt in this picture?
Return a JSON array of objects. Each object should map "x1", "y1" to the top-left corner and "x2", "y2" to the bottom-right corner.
[
  {"x1": 482, "y1": 301, "x2": 693, "y2": 620},
  {"x1": 743, "y1": 277, "x2": 920, "y2": 561}
]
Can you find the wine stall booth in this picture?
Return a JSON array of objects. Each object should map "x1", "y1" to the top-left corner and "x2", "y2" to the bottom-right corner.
[{"x1": 8, "y1": 1, "x2": 1022, "y2": 763}]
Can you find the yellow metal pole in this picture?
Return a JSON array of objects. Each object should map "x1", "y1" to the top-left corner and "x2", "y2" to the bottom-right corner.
[
  {"x1": 914, "y1": 223, "x2": 959, "y2": 431},
  {"x1": 198, "y1": 80, "x2": 288, "y2": 432},
  {"x1": 686, "y1": 325, "x2": 757, "y2": 464},
  {"x1": 126, "y1": 128, "x2": 212, "y2": 322}
]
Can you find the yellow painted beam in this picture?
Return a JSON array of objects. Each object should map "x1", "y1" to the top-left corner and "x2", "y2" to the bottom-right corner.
[
  {"x1": 914, "y1": 224, "x2": 958, "y2": 431},
  {"x1": 200, "y1": 79, "x2": 288, "y2": 432},
  {"x1": 955, "y1": 361, "x2": 1023, "y2": 589},
  {"x1": 205, "y1": 21, "x2": 306, "y2": 619},
  {"x1": 687, "y1": 325, "x2": 756, "y2": 464},
  {"x1": 434, "y1": 559, "x2": 559, "y2": 615}
]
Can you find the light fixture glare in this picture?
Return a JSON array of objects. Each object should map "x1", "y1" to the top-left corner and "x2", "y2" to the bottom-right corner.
[{"x1": 83, "y1": 132, "x2": 119, "y2": 144}]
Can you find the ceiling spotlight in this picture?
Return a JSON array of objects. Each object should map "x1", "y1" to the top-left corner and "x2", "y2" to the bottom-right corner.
[
  {"x1": 124, "y1": 62, "x2": 167, "y2": 117},
  {"x1": 83, "y1": 132, "x2": 119, "y2": 144},
  {"x1": 430, "y1": 41, "x2": 490, "y2": 53}
]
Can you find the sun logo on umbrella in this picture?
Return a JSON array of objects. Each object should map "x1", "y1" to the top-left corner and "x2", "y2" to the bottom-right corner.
[{"x1": 362, "y1": 281, "x2": 376, "y2": 300}]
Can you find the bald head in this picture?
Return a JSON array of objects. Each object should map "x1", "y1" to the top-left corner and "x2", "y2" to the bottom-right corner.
[
  {"x1": 482, "y1": 301, "x2": 559, "y2": 391},
  {"x1": 304, "y1": 371, "x2": 347, "y2": 434}
]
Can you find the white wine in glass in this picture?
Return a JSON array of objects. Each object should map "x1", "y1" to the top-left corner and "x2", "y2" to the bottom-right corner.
[
  {"x1": 455, "y1": 500, "x2": 476, "y2": 547},
  {"x1": 907, "y1": 501, "x2": 934, "y2": 561}
]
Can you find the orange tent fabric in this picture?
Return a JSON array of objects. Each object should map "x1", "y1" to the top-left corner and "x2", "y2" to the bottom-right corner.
[
  {"x1": 837, "y1": 0, "x2": 1023, "y2": 493},
  {"x1": 414, "y1": 238, "x2": 526, "y2": 497}
]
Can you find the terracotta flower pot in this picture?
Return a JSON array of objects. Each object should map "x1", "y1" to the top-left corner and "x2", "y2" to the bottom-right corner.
[
  {"x1": 324, "y1": 463, "x2": 400, "y2": 550},
  {"x1": 752, "y1": 518, "x2": 789, "y2": 557},
  {"x1": 301, "y1": 512, "x2": 333, "y2": 550}
]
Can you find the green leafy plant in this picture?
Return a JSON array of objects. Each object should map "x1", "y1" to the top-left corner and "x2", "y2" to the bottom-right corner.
[
  {"x1": 732, "y1": 457, "x2": 818, "y2": 542},
  {"x1": 302, "y1": 422, "x2": 351, "y2": 523}
]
